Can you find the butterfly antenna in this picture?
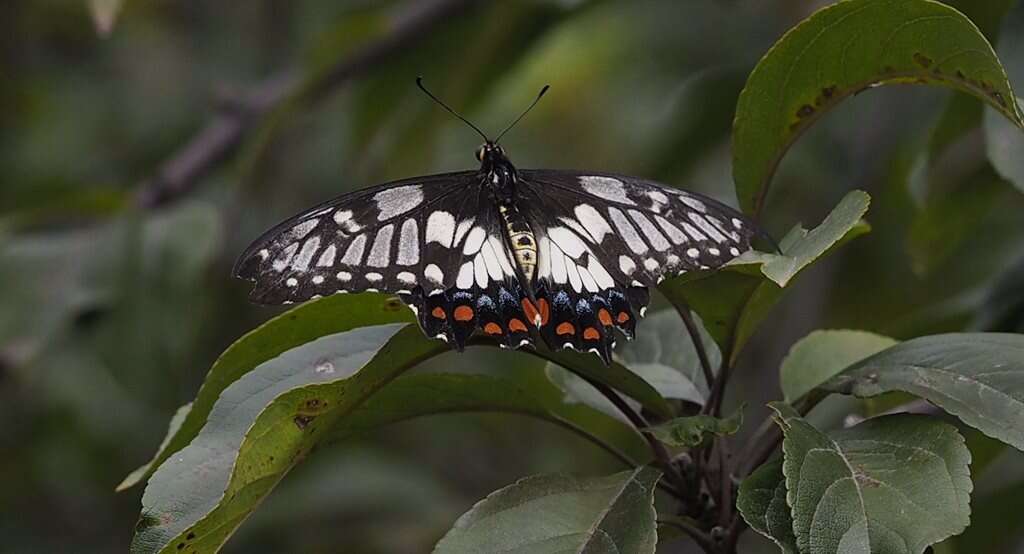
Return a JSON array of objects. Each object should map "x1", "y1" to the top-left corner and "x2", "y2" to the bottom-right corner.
[
  {"x1": 495, "y1": 84, "x2": 550, "y2": 144},
  {"x1": 416, "y1": 77, "x2": 489, "y2": 142}
]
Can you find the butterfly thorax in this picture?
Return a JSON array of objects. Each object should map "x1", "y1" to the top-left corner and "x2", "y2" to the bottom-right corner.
[{"x1": 477, "y1": 144, "x2": 539, "y2": 284}]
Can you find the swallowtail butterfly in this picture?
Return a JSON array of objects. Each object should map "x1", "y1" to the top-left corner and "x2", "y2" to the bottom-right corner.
[{"x1": 234, "y1": 80, "x2": 758, "y2": 364}]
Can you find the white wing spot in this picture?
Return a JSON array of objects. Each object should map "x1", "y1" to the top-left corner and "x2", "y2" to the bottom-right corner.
[
  {"x1": 578, "y1": 266, "x2": 599, "y2": 292},
  {"x1": 647, "y1": 190, "x2": 669, "y2": 209},
  {"x1": 667, "y1": 254, "x2": 681, "y2": 266},
  {"x1": 286, "y1": 277, "x2": 298, "y2": 287},
  {"x1": 588, "y1": 257, "x2": 615, "y2": 289},
  {"x1": 426, "y1": 211, "x2": 455, "y2": 248},
  {"x1": 619, "y1": 255, "x2": 637, "y2": 275},
  {"x1": 547, "y1": 226, "x2": 587, "y2": 258},
  {"x1": 257, "y1": 249, "x2": 270, "y2": 260},
  {"x1": 311, "y1": 275, "x2": 325, "y2": 285},
  {"x1": 337, "y1": 271, "x2": 352, "y2": 282},
  {"x1": 333, "y1": 210, "x2": 353, "y2": 225},
  {"x1": 708, "y1": 247, "x2": 720, "y2": 256},
  {"x1": 366, "y1": 272, "x2": 383, "y2": 282},
  {"x1": 654, "y1": 215, "x2": 688, "y2": 244},
  {"x1": 565, "y1": 258, "x2": 583, "y2": 292},
  {"x1": 462, "y1": 226, "x2": 487, "y2": 255},
  {"x1": 689, "y1": 212, "x2": 728, "y2": 242},
  {"x1": 488, "y1": 236, "x2": 516, "y2": 276},
  {"x1": 579, "y1": 175, "x2": 635, "y2": 205},
  {"x1": 366, "y1": 224, "x2": 394, "y2": 268},
  {"x1": 453, "y1": 218, "x2": 476, "y2": 246},
  {"x1": 290, "y1": 219, "x2": 319, "y2": 240},
  {"x1": 474, "y1": 257, "x2": 489, "y2": 288},
  {"x1": 679, "y1": 195, "x2": 707, "y2": 212},
  {"x1": 373, "y1": 185, "x2": 423, "y2": 221},
  {"x1": 272, "y1": 242, "x2": 298, "y2": 271},
  {"x1": 732, "y1": 217, "x2": 743, "y2": 229},
  {"x1": 608, "y1": 207, "x2": 648, "y2": 255},
  {"x1": 316, "y1": 244, "x2": 336, "y2": 267},
  {"x1": 687, "y1": 248, "x2": 700, "y2": 258},
  {"x1": 397, "y1": 271, "x2": 416, "y2": 285},
  {"x1": 644, "y1": 258, "x2": 660, "y2": 271},
  {"x1": 628, "y1": 210, "x2": 671, "y2": 251},
  {"x1": 550, "y1": 242, "x2": 568, "y2": 284},
  {"x1": 292, "y1": 236, "x2": 320, "y2": 271},
  {"x1": 397, "y1": 218, "x2": 419, "y2": 266},
  {"x1": 341, "y1": 234, "x2": 367, "y2": 265},
  {"x1": 573, "y1": 204, "x2": 613, "y2": 243},
  {"x1": 682, "y1": 222, "x2": 707, "y2": 241},
  {"x1": 456, "y1": 261, "x2": 475, "y2": 289},
  {"x1": 481, "y1": 240, "x2": 503, "y2": 281},
  {"x1": 425, "y1": 263, "x2": 444, "y2": 285},
  {"x1": 729, "y1": 247, "x2": 741, "y2": 256}
]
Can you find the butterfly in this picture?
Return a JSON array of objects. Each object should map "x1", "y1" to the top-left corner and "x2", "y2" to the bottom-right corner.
[{"x1": 234, "y1": 80, "x2": 758, "y2": 364}]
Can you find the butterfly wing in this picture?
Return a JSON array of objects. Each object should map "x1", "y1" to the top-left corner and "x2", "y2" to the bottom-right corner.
[
  {"x1": 517, "y1": 169, "x2": 757, "y2": 358},
  {"x1": 234, "y1": 170, "x2": 532, "y2": 350}
]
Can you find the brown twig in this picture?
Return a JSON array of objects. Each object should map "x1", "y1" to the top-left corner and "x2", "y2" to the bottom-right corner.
[{"x1": 134, "y1": 0, "x2": 480, "y2": 209}]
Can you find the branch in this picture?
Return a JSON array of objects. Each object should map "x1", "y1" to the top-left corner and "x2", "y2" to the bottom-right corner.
[
  {"x1": 672, "y1": 301, "x2": 715, "y2": 392},
  {"x1": 134, "y1": 0, "x2": 480, "y2": 209}
]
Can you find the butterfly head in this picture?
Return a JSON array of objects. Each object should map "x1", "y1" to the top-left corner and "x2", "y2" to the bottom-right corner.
[{"x1": 477, "y1": 141, "x2": 517, "y2": 192}]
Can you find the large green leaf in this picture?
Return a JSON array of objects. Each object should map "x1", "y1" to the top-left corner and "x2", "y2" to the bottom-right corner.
[
  {"x1": 772, "y1": 403, "x2": 972, "y2": 554},
  {"x1": 780, "y1": 329, "x2": 898, "y2": 402},
  {"x1": 736, "y1": 459, "x2": 797, "y2": 554},
  {"x1": 327, "y1": 370, "x2": 651, "y2": 466},
  {"x1": 433, "y1": 467, "x2": 661, "y2": 554},
  {"x1": 662, "y1": 190, "x2": 870, "y2": 362},
  {"x1": 118, "y1": 293, "x2": 416, "y2": 490},
  {"x1": 733, "y1": 0, "x2": 1023, "y2": 214},
  {"x1": 821, "y1": 332, "x2": 1024, "y2": 450},
  {"x1": 986, "y1": 2, "x2": 1024, "y2": 193},
  {"x1": 131, "y1": 323, "x2": 443, "y2": 553}
]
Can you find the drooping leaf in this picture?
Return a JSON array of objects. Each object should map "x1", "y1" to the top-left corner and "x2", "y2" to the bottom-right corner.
[
  {"x1": 433, "y1": 467, "x2": 661, "y2": 554},
  {"x1": 643, "y1": 407, "x2": 742, "y2": 448},
  {"x1": 662, "y1": 190, "x2": 871, "y2": 362},
  {"x1": 117, "y1": 403, "x2": 192, "y2": 492},
  {"x1": 734, "y1": 0, "x2": 1023, "y2": 214},
  {"x1": 327, "y1": 370, "x2": 651, "y2": 466},
  {"x1": 771, "y1": 403, "x2": 972, "y2": 554},
  {"x1": 131, "y1": 324, "x2": 442, "y2": 553},
  {"x1": 821, "y1": 332, "x2": 1024, "y2": 450},
  {"x1": 736, "y1": 459, "x2": 797, "y2": 554},
  {"x1": 780, "y1": 329, "x2": 898, "y2": 402}
]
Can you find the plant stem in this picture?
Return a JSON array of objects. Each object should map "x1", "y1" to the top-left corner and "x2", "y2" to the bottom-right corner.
[
  {"x1": 658, "y1": 517, "x2": 715, "y2": 552},
  {"x1": 673, "y1": 302, "x2": 716, "y2": 388}
]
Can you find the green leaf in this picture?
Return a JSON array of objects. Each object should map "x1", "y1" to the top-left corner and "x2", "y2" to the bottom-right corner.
[
  {"x1": 643, "y1": 407, "x2": 742, "y2": 448},
  {"x1": 131, "y1": 323, "x2": 443, "y2": 553},
  {"x1": 433, "y1": 467, "x2": 661, "y2": 554},
  {"x1": 733, "y1": 0, "x2": 1023, "y2": 214},
  {"x1": 737, "y1": 459, "x2": 797, "y2": 554},
  {"x1": 616, "y1": 308, "x2": 720, "y2": 403},
  {"x1": 771, "y1": 403, "x2": 972, "y2": 554},
  {"x1": 821, "y1": 332, "x2": 1024, "y2": 450},
  {"x1": 542, "y1": 349, "x2": 675, "y2": 421},
  {"x1": 662, "y1": 190, "x2": 871, "y2": 362},
  {"x1": 780, "y1": 329, "x2": 898, "y2": 403},
  {"x1": 118, "y1": 293, "x2": 415, "y2": 490},
  {"x1": 328, "y1": 370, "x2": 651, "y2": 467}
]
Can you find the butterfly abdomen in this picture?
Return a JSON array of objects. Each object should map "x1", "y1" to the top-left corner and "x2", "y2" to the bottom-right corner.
[{"x1": 498, "y1": 203, "x2": 537, "y2": 281}]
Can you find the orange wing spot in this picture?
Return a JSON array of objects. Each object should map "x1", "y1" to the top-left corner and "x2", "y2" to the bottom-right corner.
[
  {"x1": 556, "y1": 322, "x2": 576, "y2": 336},
  {"x1": 508, "y1": 318, "x2": 528, "y2": 333},
  {"x1": 522, "y1": 299, "x2": 540, "y2": 326},
  {"x1": 453, "y1": 305, "x2": 474, "y2": 321},
  {"x1": 538, "y1": 298, "x2": 551, "y2": 325},
  {"x1": 617, "y1": 311, "x2": 631, "y2": 323},
  {"x1": 431, "y1": 307, "x2": 447, "y2": 320},
  {"x1": 598, "y1": 308, "x2": 613, "y2": 327},
  {"x1": 483, "y1": 322, "x2": 503, "y2": 336},
  {"x1": 583, "y1": 327, "x2": 601, "y2": 340}
]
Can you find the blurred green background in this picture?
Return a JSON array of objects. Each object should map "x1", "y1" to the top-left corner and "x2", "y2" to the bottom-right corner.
[{"x1": 3, "y1": 0, "x2": 1024, "y2": 552}]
